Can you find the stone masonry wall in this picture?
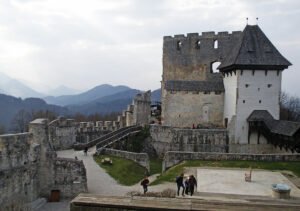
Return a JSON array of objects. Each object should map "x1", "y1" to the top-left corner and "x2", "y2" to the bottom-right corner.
[
  {"x1": 150, "y1": 125, "x2": 228, "y2": 157},
  {"x1": 133, "y1": 90, "x2": 151, "y2": 126},
  {"x1": 0, "y1": 133, "x2": 41, "y2": 211},
  {"x1": 99, "y1": 148, "x2": 150, "y2": 171},
  {"x1": 0, "y1": 119, "x2": 88, "y2": 210},
  {"x1": 49, "y1": 118, "x2": 77, "y2": 150},
  {"x1": 53, "y1": 158, "x2": 87, "y2": 198},
  {"x1": 162, "y1": 151, "x2": 300, "y2": 171},
  {"x1": 162, "y1": 91, "x2": 224, "y2": 128}
]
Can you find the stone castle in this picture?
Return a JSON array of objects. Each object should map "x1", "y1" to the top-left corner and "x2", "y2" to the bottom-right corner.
[
  {"x1": 160, "y1": 25, "x2": 299, "y2": 153},
  {"x1": 1, "y1": 25, "x2": 300, "y2": 210}
]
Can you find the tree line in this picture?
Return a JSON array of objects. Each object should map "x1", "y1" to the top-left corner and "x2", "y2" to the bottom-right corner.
[{"x1": 1, "y1": 91, "x2": 299, "y2": 135}]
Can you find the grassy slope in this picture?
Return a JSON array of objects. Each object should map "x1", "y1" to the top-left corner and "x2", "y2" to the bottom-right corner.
[
  {"x1": 94, "y1": 155, "x2": 146, "y2": 186},
  {"x1": 94, "y1": 155, "x2": 162, "y2": 186}
]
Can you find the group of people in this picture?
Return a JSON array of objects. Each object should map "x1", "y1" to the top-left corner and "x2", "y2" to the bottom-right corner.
[{"x1": 176, "y1": 173, "x2": 197, "y2": 196}]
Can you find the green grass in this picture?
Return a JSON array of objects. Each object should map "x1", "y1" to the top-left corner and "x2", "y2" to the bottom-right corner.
[
  {"x1": 151, "y1": 160, "x2": 300, "y2": 185},
  {"x1": 149, "y1": 158, "x2": 162, "y2": 175},
  {"x1": 93, "y1": 155, "x2": 147, "y2": 186}
]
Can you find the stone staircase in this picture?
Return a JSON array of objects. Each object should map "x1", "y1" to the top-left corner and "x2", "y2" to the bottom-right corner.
[
  {"x1": 95, "y1": 126, "x2": 142, "y2": 153},
  {"x1": 73, "y1": 126, "x2": 142, "y2": 151}
]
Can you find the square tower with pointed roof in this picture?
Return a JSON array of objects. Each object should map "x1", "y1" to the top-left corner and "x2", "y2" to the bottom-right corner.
[{"x1": 161, "y1": 25, "x2": 295, "y2": 150}]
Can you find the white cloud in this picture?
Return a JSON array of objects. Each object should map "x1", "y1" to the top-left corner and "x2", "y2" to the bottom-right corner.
[{"x1": 0, "y1": 0, "x2": 299, "y2": 95}]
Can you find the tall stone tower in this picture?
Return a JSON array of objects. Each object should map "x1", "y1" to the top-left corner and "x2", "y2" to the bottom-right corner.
[
  {"x1": 219, "y1": 25, "x2": 291, "y2": 145},
  {"x1": 161, "y1": 31, "x2": 242, "y2": 128}
]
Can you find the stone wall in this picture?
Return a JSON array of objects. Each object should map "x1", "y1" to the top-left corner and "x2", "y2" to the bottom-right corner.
[
  {"x1": 162, "y1": 151, "x2": 300, "y2": 171},
  {"x1": 53, "y1": 158, "x2": 87, "y2": 198},
  {"x1": 162, "y1": 91, "x2": 224, "y2": 127},
  {"x1": 0, "y1": 119, "x2": 88, "y2": 210},
  {"x1": 161, "y1": 31, "x2": 242, "y2": 128},
  {"x1": 0, "y1": 133, "x2": 41, "y2": 211},
  {"x1": 48, "y1": 117, "x2": 77, "y2": 150},
  {"x1": 133, "y1": 91, "x2": 151, "y2": 126},
  {"x1": 150, "y1": 125, "x2": 228, "y2": 157},
  {"x1": 117, "y1": 91, "x2": 151, "y2": 128},
  {"x1": 99, "y1": 148, "x2": 150, "y2": 171}
]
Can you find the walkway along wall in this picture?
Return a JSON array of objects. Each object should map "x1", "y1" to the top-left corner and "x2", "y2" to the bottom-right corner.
[
  {"x1": 162, "y1": 151, "x2": 300, "y2": 171},
  {"x1": 99, "y1": 148, "x2": 150, "y2": 172}
]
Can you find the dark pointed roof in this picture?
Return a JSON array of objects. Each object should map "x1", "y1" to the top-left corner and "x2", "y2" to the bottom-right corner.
[
  {"x1": 248, "y1": 110, "x2": 300, "y2": 136},
  {"x1": 219, "y1": 25, "x2": 292, "y2": 72}
]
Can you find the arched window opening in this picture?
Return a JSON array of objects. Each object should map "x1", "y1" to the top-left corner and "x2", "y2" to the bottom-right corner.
[
  {"x1": 177, "y1": 41, "x2": 182, "y2": 50},
  {"x1": 214, "y1": 40, "x2": 218, "y2": 49},
  {"x1": 211, "y1": 61, "x2": 221, "y2": 73},
  {"x1": 196, "y1": 40, "x2": 201, "y2": 49}
]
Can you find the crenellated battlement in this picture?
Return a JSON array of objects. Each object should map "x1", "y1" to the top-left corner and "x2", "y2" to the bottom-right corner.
[
  {"x1": 163, "y1": 30, "x2": 242, "y2": 41},
  {"x1": 162, "y1": 29, "x2": 243, "y2": 83}
]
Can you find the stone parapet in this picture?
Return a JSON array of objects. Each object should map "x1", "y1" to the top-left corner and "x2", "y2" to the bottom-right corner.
[
  {"x1": 162, "y1": 151, "x2": 300, "y2": 171},
  {"x1": 99, "y1": 148, "x2": 150, "y2": 171},
  {"x1": 70, "y1": 194, "x2": 300, "y2": 211},
  {"x1": 53, "y1": 158, "x2": 88, "y2": 198}
]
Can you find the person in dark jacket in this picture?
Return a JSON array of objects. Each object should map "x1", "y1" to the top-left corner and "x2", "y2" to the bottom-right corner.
[
  {"x1": 184, "y1": 177, "x2": 189, "y2": 195},
  {"x1": 176, "y1": 173, "x2": 185, "y2": 196},
  {"x1": 188, "y1": 175, "x2": 197, "y2": 196},
  {"x1": 141, "y1": 176, "x2": 149, "y2": 194}
]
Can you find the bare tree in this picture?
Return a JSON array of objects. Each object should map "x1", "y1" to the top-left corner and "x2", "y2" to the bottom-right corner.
[
  {"x1": 280, "y1": 91, "x2": 300, "y2": 121},
  {"x1": 11, "y1": 109, "x2": 32, "y2": 133}
]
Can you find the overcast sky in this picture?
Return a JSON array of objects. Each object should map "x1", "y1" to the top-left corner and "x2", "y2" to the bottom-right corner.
[{"x1": 0, "y1": 0, "x2": 299, "y2": 95}]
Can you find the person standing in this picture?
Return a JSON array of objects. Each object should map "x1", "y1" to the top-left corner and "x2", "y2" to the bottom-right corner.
[
  {"x1": 184, "y1": 177, "x2": 189, "y2": 195},
  {"x1": 176, "y1": 173, "x2": 185, "y2": 196},
  {"x1": 141, "y1": 176, "x2": 149, "y2": 194},
  {"x1": 84, "y1": 146, "x2": 88, "y2": 156},
  {"x1": 189, "y1": 175, "x2": 197, "y2": 196}
]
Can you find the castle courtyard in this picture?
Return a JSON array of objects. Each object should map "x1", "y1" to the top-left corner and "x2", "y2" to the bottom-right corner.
[{"x1": 197, "y1": 168, "x2": 300, "y2": 197}]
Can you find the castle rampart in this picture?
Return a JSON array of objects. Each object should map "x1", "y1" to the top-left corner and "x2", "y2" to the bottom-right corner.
[{"x1": 0, "y1": 119, "x2": 87, "y2": 210}]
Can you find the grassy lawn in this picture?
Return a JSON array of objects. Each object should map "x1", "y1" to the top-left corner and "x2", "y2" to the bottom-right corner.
[
  {"x1": 151, "y1": 160, "x2": 300, "y2": 185},
  {"x1": 94, "y1": 155, "x2": 147, "y2": 186},
  {"x1": 150, "y1": 158, "x2": 162, "y2": 175}
]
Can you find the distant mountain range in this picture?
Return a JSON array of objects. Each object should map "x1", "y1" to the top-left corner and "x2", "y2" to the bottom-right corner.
[
  {"x1": 0, "y1": 94, "x2": 68, "y2": 131},
  {"x1": 68, "y1": 89, "x2": 141, "y2": 115},
  {"x1": 43, "y1": 84, "x2": 131, "y2": 106},
  {"x1": 47, "y1": 85, "x2": 80, "y2": 96},
  {"x1": 0, "y1": 74, "x2": 161, "y2": 132},
  {"x1": 0, "y1": 72, "x2": 44, "y2": 98}
]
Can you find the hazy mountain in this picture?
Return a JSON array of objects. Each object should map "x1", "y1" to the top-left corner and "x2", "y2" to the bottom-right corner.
[
  {"x1": 67, "y1": 89, "x2": 141, "y2": 115},
  {"x1": 0, "y1": 88, "x2": 161, "y2": 131},
  {"x1": 0, "y1": 93, "x2": 68, "y2": 131},
  {"x1": 0, "y1": 72, "x2": 44, "y2": 98},
  {"x1": 47, "y1": 85, "x2": 80, "y2": 96},
  {"x1": 151, "y1": 89, "x2": 161, "y2": 102},
  {"x1": 44, "y1": 84, "x2": 131, "y2": 106}
]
